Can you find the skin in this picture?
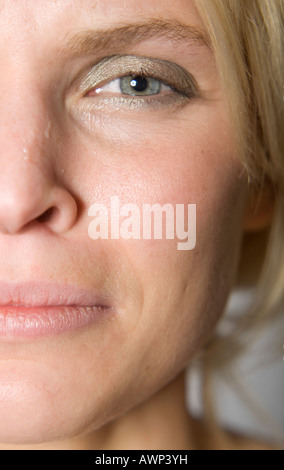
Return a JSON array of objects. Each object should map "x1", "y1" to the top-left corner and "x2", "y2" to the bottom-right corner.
[{"x1": 0, "y1": 0, "x2": 270, "y2": 449}]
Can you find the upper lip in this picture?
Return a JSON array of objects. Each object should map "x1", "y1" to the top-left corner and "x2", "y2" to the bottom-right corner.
[{"x1": 0, "y1": 281, "x2": 110, "y2": 308}]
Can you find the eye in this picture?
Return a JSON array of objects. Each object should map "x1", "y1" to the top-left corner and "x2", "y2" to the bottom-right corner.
[
  {"x1": 76, "y1": 55, "x2": 198, "y2": 110},
  {"x1": 87, "y1": 75, "x2": 172, "y2": 98},
  {"x1": 121, "y1": 76, "x2": 163, "y2": 96}
]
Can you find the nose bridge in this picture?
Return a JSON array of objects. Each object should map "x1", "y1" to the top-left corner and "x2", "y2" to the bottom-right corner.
[
  {"x1": 0, "y1": 61, "x2": 51, "y2": 152},
  {"x1": 0, "y1": 68, "x2": 53, "y2": 204},
  {"x1": 0, "y1": 17, "x2": 78, "y2": 236},
  {"x1": 0, "y1": 9, "x2": 56, "y2": 167},
  {"x1": 0, "y1": 61, "x2": 73, "y2": 235}
]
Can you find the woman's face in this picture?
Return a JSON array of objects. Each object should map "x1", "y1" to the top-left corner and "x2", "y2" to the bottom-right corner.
[{"x1": 0, "y1": 0, "x2": 249, "y2": 444}]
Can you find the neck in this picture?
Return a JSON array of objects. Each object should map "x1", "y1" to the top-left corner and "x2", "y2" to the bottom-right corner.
[
  {"x1": 93, "y1": 371, "x2": 193, "y2": 450},
  {"x1": 1, "y1": 371, "x2": 194, "y2": 450}
]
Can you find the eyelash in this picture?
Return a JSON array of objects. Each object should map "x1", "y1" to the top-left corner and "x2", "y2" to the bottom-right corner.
[
  {"x1": 86, "y1": 75, "x2": 175, "y2": 98},
  {"x1": 77, "y1": 55, "x2": 198, "y2": 110}
]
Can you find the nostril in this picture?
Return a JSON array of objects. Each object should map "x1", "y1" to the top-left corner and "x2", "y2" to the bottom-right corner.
[
  {"x1": 37, "y1": 207, "x2": 55, "y2": 223},
  {"x1": 0, "y1": 187, "x2": 77, "y2": 235}
]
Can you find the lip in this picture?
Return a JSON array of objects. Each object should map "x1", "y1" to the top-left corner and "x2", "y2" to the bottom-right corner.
[{"x1": 0, "y1": 281, "x2": 115, "y2": 339}]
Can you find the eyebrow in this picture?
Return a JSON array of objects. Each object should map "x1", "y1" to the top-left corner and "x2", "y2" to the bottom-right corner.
[{"x1": 60, "y1": 19, "x2": 211, "y2": 58}]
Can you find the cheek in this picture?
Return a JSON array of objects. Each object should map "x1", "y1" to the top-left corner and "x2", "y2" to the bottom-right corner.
[
  {"x1": 63, "y1": 100, "x2": 240, "y2": 204},
  {"x1": 63, "y1": 100, "x2": 246, "y2": 256},
  {"x1": 61, "y1": 102, "x2": 247, "y2": 357}
]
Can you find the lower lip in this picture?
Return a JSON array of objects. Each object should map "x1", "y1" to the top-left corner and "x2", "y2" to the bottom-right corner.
[{"x1": 0, "y1": 305, "x2": 112, "y2": 339}]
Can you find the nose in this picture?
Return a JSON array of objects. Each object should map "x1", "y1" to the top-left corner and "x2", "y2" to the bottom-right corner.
[
  {"x1": 0, "y1": 179, "x2": 78, "y2": 235},
  {"x1": 0, "y1": 78, "x2": 77, "y2": 235}
]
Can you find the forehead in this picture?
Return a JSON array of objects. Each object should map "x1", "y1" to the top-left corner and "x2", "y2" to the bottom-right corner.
[
  {"x1": 0, "y1": 0, "x2": 204, "y2": 34},
  {"x1": 0, "y1": 0, "x2": 210, "y2": 70}
]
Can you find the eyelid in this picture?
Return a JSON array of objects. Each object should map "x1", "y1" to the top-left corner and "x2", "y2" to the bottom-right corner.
[{"x1": 78, "y1": 55, "x2": 198, "y2": 98}]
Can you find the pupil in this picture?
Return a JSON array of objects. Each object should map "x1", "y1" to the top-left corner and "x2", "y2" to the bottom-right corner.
[{"x1": 130, "y1": 76, "x2": 148, "y2": 92}]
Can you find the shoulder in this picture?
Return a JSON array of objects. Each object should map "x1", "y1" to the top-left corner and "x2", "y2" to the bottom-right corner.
[
  {"x1": 222, "y1": 430, "x2": 277, "y2": 450},
  {"x1": 191, "y1": 417, "x2": 278, "y2": 450}
]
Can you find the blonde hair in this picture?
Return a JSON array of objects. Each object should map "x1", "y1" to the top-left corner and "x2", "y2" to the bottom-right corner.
[{"x1": 193, "y1": 0, "x2": 284, "y2": 440}]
